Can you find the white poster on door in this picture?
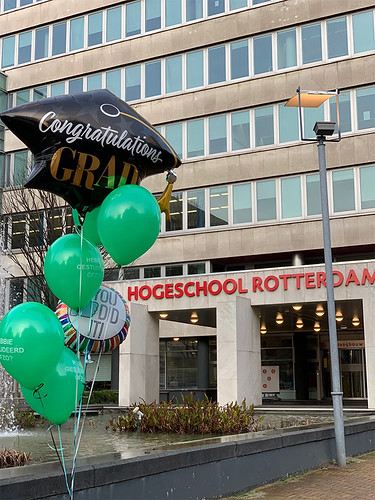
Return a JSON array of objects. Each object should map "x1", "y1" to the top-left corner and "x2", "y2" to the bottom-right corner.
[{"x1": 261, "y1": 366, "x2": 280, "y2": 393}]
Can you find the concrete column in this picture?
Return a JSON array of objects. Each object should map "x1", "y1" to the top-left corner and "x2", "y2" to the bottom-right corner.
[
  {"x1": 118, "y1": 303, "x2": 159, "y2": 406},
  {"x1": 362, "y1": 290, "x2": 375, "y2": 409},
  {"x1": 216, "y1": 296, "x2": 261, "y2": 406}
]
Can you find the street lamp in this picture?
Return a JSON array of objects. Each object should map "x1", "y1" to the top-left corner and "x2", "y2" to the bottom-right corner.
[{"x1": 286, "y1": 87, "x2": 346, "y2": 467}]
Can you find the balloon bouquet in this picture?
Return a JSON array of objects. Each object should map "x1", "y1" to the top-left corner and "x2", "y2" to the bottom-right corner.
[{"x1": 0, "y1": 90, "x2": 180, "y2": 495}]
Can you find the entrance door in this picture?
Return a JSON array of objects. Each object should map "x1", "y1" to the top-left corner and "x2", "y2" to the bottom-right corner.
[{"x1": 340, "y1": 349, "x2": 367, "y2": 399}]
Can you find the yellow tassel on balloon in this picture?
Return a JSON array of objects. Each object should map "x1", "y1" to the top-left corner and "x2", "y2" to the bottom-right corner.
[{"x1": 157, "y1": 182, "x2": 174, "y2": 221}]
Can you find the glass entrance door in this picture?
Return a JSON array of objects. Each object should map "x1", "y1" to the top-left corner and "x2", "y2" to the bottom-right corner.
[{"x1": 339, "y1": 348, "x2": 367, "y2": 399}]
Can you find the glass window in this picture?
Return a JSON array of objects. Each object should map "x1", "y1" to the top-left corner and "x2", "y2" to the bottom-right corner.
[
  {"x1": 145, "y1": 60, "x2": 161, "y2": 98},
  {"x1": 255, "y1": 106, "x2": 274, "y2": 146},
  {"x1": 281, "y1": 177, "x2": 302, "y2": 218},
  {"x1": 16, "y1": 90, "x2": 29, "y2": 106},
  {"x1": 29, "y1": 211, "x2": 44, "y2": 248},
  {"x1": 209, "y1": 115, "x2": 227, "y2": 154},
  {"x1": 20, "y1": 0, "x2": 33, "y2": 5},
  {"x1": 165, "y1": 339, "x2": 198, "y2": 389},
  {"x1": 277, "y1": 29, "x2": 296, "y2": 69},
  {"x1": 52, "y1": 22, "x2": 66, "y2": 56},
  {"x1": 306, "y1": 174, "x2": 321, "y2": 216},
  {"x1": 210, "y1": 186, "x2": 228, "y2": 226},
  {"x1": 18, "y1": 31, "x2": 32, "y2": 64},
  {"x1": 187, "y1": 189, "x2": 205, "y2": 229},
  {"x1": 166, "y1": 264, "x2": 183, "y2": 276},
  {"x1": 9, "y1": 278, "x2": 24, "y2": 309},
  {"x1": 302, "y1": 23, "x2": 322, "y2": 64},
  {"x1": 230, "y1": 40, "x2": 248, "y2": 79},
  {"x1": 187, "y1": 50, "x2": 203, "y2": 88},
  {"x1": 253, "y1": 34, "x2": 272, "y2": 74},
  {"x1": 231, "y1": 110, "x2": 250, "y2": 150},
  {"x1": 145, "y1": 0, "x2": 161, "y2": 31},
  {"x1": 69, "y1": 78, "x2": 83, "y2": 93},
  {"x1": 11, "y1": 214, "x2": 26, "y2": 249},
  {"x1": 356, "y1": 87, "x2": 375, "y2": 130},
  {"x1": 207, "y1": 0, "x2": 224, "y2": 16},
  {"x1": 51, "y1": 82, "x2": 65, "y2": 97},
  {"x1": 353, "y1": 11, "x2": 375, "y2": 54},
  {"x1": 87, "y1": 74, "x2": 102, "y2": 91},
  {"x1": 233, "y1": 183, "x2": 252, "y2": 224},
  {"x1": 35, "y1": 27, "x2": 49, "y2": 60},
  {"x1": 14, "y1": 151, "x2": 28, "y2": 185},
  {"x1": 2, "y1": 36, "x2": 15, "y2": 68},
  {"x1": 88, "y1": 12, "x2": 103, "y2": 46},
  {"x1": 33, "y1": 86, "x2": 47, "y2": 101},
  {"x1": 360, "y1": 165, "x2": 375, "y2": 209},
  {"x1": 47, "y1": 208, "x2": 63, "y2": 242},
  {"x1": 253, "y1": 0, "x2": 268, "y2": 4},
  {"x1": 106, "y1": 69, "x2": 121, "y2": 97},
  {"x1": 27, "y1": 276, "x2": 42, "y2": 303},
  {"x1": 166, "y1": 55, "x2": 182, "y2": 94},
  {"x1": 186, "y1": 0, "x2": 203, "y2": 21},
  {"x1": 144, "y1": 266, "x2": 161, "y2": 278},
  {"x1": 256, "y1": 180, "x2": 276, "y2": 221},
  {"x1": 187, "y1": 119, "x2": 204, "y2": 158},
  {"x1": 230, "y1": 0, "x2": 247, "y2": 9},
  {"x1": 208, "y1": 45, "x2": 226, "y2": 84},
  {"x1": 329, "y1": 92, "x2": 351, "y2": 133},
  {"x1": 332, "y1": 169, "x2": 355, "y2": 212},
  {"x1": 279, "y1": 104, "x2": 299, "y2": 143},
  {"x1": 126, "y1": 1, "x2": 141, "y2": 37},
  {"x1": 125, "y1": 65, "x2": 141, "y2": 101},
  {"x1": 4, "y1": 0, "x2": 16, "y2": 11},
  {"x1": 327, "y1": 17, "x2": 348, "y2": 59},
  {"x1": 165, "y1": 123, "x2": 182, "y2": 159},
  {"x1": 106, "y1": 7, "x2": 122, "y2": 42},
  {"x1": 188, "y1": 262, "x2": 206, "y2": 274},
  {"x1": 166, "y1": 0, "x2": 181, "y2": 26},
  {"x1": 70, "y1": 17, "x2": 84, "y2": 51},
  {"x1": 303, "y1": 106, "x2": 324, "y2": 139},
  {"x1": 166, "y1": 192, "x2": 183, "y2": 231}
]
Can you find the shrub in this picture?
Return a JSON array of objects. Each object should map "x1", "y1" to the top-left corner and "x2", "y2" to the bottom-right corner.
[
  {"x1": 14, "y1": 406, "x2": 44, "y2": 428},
  {"x1": 0, "y1": 449, "x2": 30, "y2": 468},
  {"x1": 83, "y1": 390, "x2": 118, "y2": 405},
  {"x1": 107, "y1": 393, "x2": 264, "y2": 434}
]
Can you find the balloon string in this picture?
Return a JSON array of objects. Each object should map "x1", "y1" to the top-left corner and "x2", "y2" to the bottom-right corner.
[
  {"x1": 46, "y1": 425, "x2": 72, "y2": 499},
  {"x1": 58, "y1": 424, "x2": 73, "y2": 500}
]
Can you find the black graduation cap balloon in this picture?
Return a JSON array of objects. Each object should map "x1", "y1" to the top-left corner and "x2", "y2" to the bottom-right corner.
[{"x1": 0, "y1": 90, "x2": 181, "y2": 213}]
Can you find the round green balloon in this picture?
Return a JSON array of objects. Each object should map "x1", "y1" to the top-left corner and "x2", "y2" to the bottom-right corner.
[
  {"x1": 72, "y1": 207, "x2": 102, "y2": 246},
  {"x1": 21, "y1": 347, "x2": 85, "y2": 425},
  {"x1": 44, "y1": 233, "x2": 104, "y2": 310},
  {"x1": 98, "y1": 185, "x2": 161, "y2": 266},
  {"x1": 0, "y1": 302, "x2": 64, "y2": 390}
]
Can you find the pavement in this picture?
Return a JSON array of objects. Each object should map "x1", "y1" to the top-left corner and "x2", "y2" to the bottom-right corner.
[{"x1": 224, "y1": 451, "x2": 375, "y2": 499}]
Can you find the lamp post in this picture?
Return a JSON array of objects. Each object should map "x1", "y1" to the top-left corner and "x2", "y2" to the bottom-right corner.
[{"x1": 286, "y1": 88, "x2": 346, "y2": 467}]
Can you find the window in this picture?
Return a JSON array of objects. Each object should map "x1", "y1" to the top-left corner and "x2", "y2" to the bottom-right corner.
[
  {"x1": 145, "y1": 0, "x2": 161, "y2": 31},
  {"x1": 2, "y1": 36, "x2": 15, "y2": 68},
  {"x1": 4, "y1": 0, "x2": 17, "y2": 11},
  {"x1": 144, "y1": 266, "x2": 161, "y2": 278},
  {"x1": 51, "y1": 82, "x2": 65, "y2": 97},
  {"x1": 231, "y1": 110, "x2": 250, "y2": 150},
  {"x1": 256, "y1": 180, "x2": 276, "y2": 221},
  {"x1": 126, "y1": 1, "x2": 141, "y2": 36},
  {"x1": 33, "y1": 87, "x2": 47, "y2": 101},
  {"x1": 306, "y1": 174, "x2": 321, "y2": 216},
  {"x1": 166, "y1": 0, "x2": 181, "y2": 26},
  {"x1": 209, "y1": 115, "x2": 227, "y2": 154},
  {"x1": 302, "y1": 23, "x2": 322, "y2": 64},
  {"x1": 106, "y1": 7, "x2": 122, "y2": 42},
  {"x1": 106, "y1": 70, "x2": 121, "y2": 97},
  {"x1": 18, "y1": 31, "x2": 32, "y2": 64},
  {"x1": 87, "y1": 74, "x2": 102, "y2": 91},
  {"x1": 329, "y1": 92, "x2": 351, "y2": 133},
  {"x1": 125, "y1": 65, "x2": 141, "y2": 101},
  {"x1": 35, "y1": 27, "x2": 49, "y2": 60},
  {"x1": 233, "y1": 183, "x2": 252, "y2": 224},
  {"x1": 360, "y1": 165, "x2": 375, "y2": 209},
  {"x1": 145, "y1": 61, "x2": 161, "y2": 98},
  {"x1": 52, "y1": 22, "x2": 66, "y2": 56},
  {"x1": 70, "y1": 17, "x2": 84, "y2": 51},
  {"x1": 279, "y1": 104, "x2": 299, "y2": 143},
  {"x1": 11, "y1": 213, "x2": 26, "y2": 249},
  {"x1": 165, "y1": 123, "x2": 182, "y2": 159},
  {"x1": 353, "y1": 11, "x2": 375, "y2": 54},
  {"x1": 277, "y1": 29, "x2": 296, "y2": 69},
  {"x1": 332, "y1": 169, "x2": 355, "y2": 212},
  {"x1": 230, "y1": 40, "x2": 249, "y2": 79},
  {"x1": 207, "y1": 0, "x2": 224, "y2": 16},
  {"x1": 14, "y1": 151, "x2": 28, "y2": 185},
  {"x1": 255, "y1": 106, "x2": 274, "y2": 146},
  {"x1": 9, "y1": 278, "x2": 24, "y2": 309},
  {"x1": 208, "y1": 45, "x2": 226, "y2": 84},
  {"x1": 356, "y1": 87, "x2": 375, "y2": 130},
  {"x1": 303, "y1": 106, "x2": 324, "y2": 139},
  {"x1": 88, "y1": 12, "x2": 103, "y2": 46},
  {"x1": 253, "y1": 34, "x2": 272, "y2": 74},
  {"x1": 16, "y1": 90, "x2": 29, "y2": 106},
  {"x1": 69, "y1": 78, "x2": 83, "y2": 93},
  {"x1": 166, "y1": 55, "x2": 182, "y2": 94},
  {"x1": 187, "y1": 119, "x2": 204, "y2": 158},
  {"x1": 230, "y1": 0, "x2": 247, "y2": 9},
  {"x1": 327, "y1": 17, "x2": 348, "y2": 59},
  {"x1": 281, "y1": 177, "x2": 302, "y2": 218},
  {"x1": 210, "y1": 186, "x2": 228, "y2": 226},
  {"x1": 187, "y1": 189, "x2": 205, "y2": 229},
  {"x1": 166, "y1": 192, "x2": 183, "y2": 231},
  {"x1": 166, "y1": 264, "x2": 183, "y2": 276},
  {"x1": 186, "y1": 0, "x2": 203, "y2": 22},
  {"x1": 187, "y1": 50, "x2": 203, "y2": 89},
  {"x1": 162, "y1": 339, "x2": 198, "y2": 389},
  {"x1": 188, "y1": 262, "x2": 206, "y2": 274},
  {"x1": 29, "y1": 211, "x2": 44, "y2": 248},
  {"x1": 47, "y1": 208, "x2": 63, "y2": 242}
]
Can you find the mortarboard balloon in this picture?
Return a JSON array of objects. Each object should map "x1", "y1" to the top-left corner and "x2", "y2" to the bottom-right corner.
[{"x1": 0, "y1": 90, "x2": 181, "y2": 213}]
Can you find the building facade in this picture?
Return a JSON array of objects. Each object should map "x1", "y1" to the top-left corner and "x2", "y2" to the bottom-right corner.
[{"x1": 1, "y1": 0, "x2": 375, "y2": 406}]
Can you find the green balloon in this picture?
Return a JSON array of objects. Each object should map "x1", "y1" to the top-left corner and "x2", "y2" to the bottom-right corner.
[
  {"x1": 21, "y1": 347, "x2": 85, "y2": 425},
  {"x1": 0, "y1": 302, "x2": 64, "y2": 390},
  {"x1": 44, "y1": 233, "x2": 104, "y2": 310},
  {"x1": 72, "y1": 207, "x2": 102, "y2": 246},
  {"x1": 98, "y1": 185, "x2": 161, "y2": 266}
]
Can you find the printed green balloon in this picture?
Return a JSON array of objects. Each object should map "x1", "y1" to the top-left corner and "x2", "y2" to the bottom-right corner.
[
  {"x1": 21, "y1": 347, "x2": 85, "y2": 425},
  {"x1": 44, "y1": 233, "x2": 104, "y2": 310},
  {"x1": 72, "y1": 207, "x2": 102, "y2": 246},
  {"x1": 98, "y1": 185, "x2": 161, "y2": 266},
  {"x1": 0, "y1": 302, "x2": 64, "y2": 390}
]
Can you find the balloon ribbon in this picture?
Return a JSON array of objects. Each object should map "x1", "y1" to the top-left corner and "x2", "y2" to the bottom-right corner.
[{"x1": 157, "y1": 182, "x2": 174, "y2": 221}]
